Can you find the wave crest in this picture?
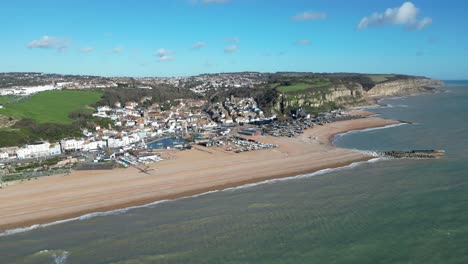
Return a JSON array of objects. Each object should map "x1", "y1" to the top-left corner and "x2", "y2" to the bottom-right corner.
[{"x1": 0, "y1": 157, "x2": 386, "y2": 237}]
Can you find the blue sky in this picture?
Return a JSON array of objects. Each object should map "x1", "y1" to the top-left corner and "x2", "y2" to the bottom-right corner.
[{"x1": 1, "y1": 0, "x2": 467, "y2": 79}]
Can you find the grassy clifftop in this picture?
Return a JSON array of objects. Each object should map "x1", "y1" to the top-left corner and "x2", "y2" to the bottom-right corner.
[
  {"x1": 0, "y1": 90, "x2": 104, "y2": 147},
  {"x1": 262, "y1": 73, "x2": 441, "y2": 115},
  {"x1": 0, "y1": 90, "x2": 102, "y2": 124}
]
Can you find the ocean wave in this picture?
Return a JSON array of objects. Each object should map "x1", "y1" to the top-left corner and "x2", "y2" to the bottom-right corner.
[
  {"x1": 384, "y1": 96, "x2": 407, "y2": 100},
  {"x1": 0, "y1": 199, "x2": 175, "y2": 237},
  {"x1": 0, "y1": 157, "x2": 387, "y2": 237},
  {"x1": 52, "y1": 251, "x2": 69, "y2": 264},
  {"x1": 35, "y1": 249, "x2": 70, "y2": 264},
  {"x1": 362, "y1": 103, "x2": 410, "y2": 110},
  {"x1": 223, "y1": 158, "x2": 384, "y2": 191},
  {"x1": 361, "y1": 104, "x2": 389, "y2": 110},
  {"x1": 380, "y1": 104, "x2": 409, "y2": 108},
  {"x1": 333, "y1": 123, "x2": 407, "y2": 143}
]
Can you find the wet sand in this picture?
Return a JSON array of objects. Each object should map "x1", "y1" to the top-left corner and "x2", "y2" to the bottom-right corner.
[{"x1": 0, "y1": 116, "x2": 398, "y2": 232}]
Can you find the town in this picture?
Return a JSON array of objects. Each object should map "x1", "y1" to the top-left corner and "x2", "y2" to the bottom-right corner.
[{"x1": 0, "y1": 76, "x2": 359, "y2": 183}]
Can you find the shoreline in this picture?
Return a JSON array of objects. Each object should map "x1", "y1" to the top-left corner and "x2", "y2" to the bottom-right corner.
[
  {"x1": 0, "y1": 115, "x2": 399, "y2": 234},
  {"x1": 0, "y1": 158, "x2": 372, "y2": 236}
]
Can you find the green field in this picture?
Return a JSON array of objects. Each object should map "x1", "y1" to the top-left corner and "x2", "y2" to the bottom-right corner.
[
  {"x1": 366, "y1": 74, "x2": 395, "y2": 83},
  {"x1": 0, "y1": 90, "x2": 103, "y2": 124},
  {"x1": 277, "y1": 83, "x2": 311, "y2": 92},
  {"x1": 0, "y1": 95, "x2": 20, "y2": 105},
  {"x1": 277, "y1": 80, "x2": 332, "y2": 93}
]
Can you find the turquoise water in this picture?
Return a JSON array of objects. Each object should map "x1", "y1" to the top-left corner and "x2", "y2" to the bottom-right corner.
[
  {"x1": 1, "y1": 83, "x2": 468, "y2": 263},
  {"x1": 147, "y1": 137, "x2": 187, "y2": 149}
]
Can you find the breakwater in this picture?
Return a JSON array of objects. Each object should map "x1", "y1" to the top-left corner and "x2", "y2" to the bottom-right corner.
[{"x1": 380, "y1": 150, "x2": 445, "y2": 159}]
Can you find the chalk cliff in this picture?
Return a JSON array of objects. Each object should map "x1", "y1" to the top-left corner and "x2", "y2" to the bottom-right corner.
[
  {"x1": 275, "y1": 78, "x2": 443, "y2": 113},
  {"x1": 366, "y1": 78, "x2": 443, "y2": 98}
]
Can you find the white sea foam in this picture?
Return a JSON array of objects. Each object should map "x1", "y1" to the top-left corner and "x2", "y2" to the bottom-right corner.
[
  {"x1": 0, "y1": 199, "x2": 173, "y2": 237},
  {"x1": 361, "y1": 103, "x2": 410, "y2": 110},
  {"x1": 333, "y1": 123, "x2": 407, "y2": 144},
  {"x1": 0, "y1": 121, "x2": 406, "y2": 237},
  {"x1": 377, "y1": 104, "x2": 408, "y2": 109},
  {"x1": 223, "y1": 158, "x2": 384, "y2": 191},
  {"x1": 0, "y1": 156, "x2": 388, "y2": 237},
  {"x1": 0, "y1": 123, "x2": 401, "y2": 237},
  {"x1": 361, "y1": 104, "x2": 389, "y2": 110},
  {"x1": 385, "y1": 96, "x2": 407, "y2": 100},
  {"x1": 52, "y1": 251, "x2": 69, "y2": 264},
  {"x1": 35, "y1": 249, "x2": 69, "y2": 264}
]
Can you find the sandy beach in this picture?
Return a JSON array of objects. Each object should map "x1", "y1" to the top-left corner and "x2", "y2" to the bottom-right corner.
[{"x1": 0, "y1": 115, "x2": 398, "y2": 232}]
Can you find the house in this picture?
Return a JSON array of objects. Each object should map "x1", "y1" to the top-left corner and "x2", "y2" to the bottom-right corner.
[
  {"x1": 82, "y1": 140, "x2": 106, "y2": 151},
  {"x1": 60, "y1": 139, "x2": 85, "y2": 152},
  {"x1": 0, "y1": 152, "x2": 8, "y2": 159},
  {"x1": 125, "y1": 102, "x2": 138, "y2": 110},
  {"x1": 16, "y1": 141, "x2": 59, "y2": 159},
  {"x1": 107, "y1": 134, "x2": 141, "y2": 149},
  {"x1": 49, "y1": 144, "x2": 62, "y2": 156}
]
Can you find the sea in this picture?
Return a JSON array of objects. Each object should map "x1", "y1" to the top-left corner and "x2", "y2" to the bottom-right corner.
[{"x1": 1, "y1": 82, "x2": 467, "y2": 264}]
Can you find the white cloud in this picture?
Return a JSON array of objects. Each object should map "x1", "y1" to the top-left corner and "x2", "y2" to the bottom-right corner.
[
  {"x1": 225, "y1": 36, "x2": 240, "y2": 44},
  {"x1": 80, "y1": 47, "x2": 94, "y2": 53},
  {"x1": 293, "y1": 11, "x2": 327, "y2": 21},
  {"x1": 110, "y1": 47, "x2": 124, "y2": 54},
  {"x1": 27, "y1": 36, "x2": 71, "y2": 51},
  {"x1": 193, "y1": 41, "x2": 207, "y2": 49},
  {"x1": 296, "y1": 39, "x2": 311, "y2": 46},
  {"x1": 158, "y1": 55, "x2": 175, "y2": 61},
  {"x1": 224, "y1": 45, "x2": 238, "y2": 53},
  {"x1": 155, "y1": 48, "x2": 175, "y2": 61},
  {"x1": 408, "y1": 17, "x2": 432, "y2": 30},
  {"x1": 155, "y1": 48, "x2": 173, "y2": 57},
  {"x1": 357, "y1": 2, "x2": 432, "y2": 30}
]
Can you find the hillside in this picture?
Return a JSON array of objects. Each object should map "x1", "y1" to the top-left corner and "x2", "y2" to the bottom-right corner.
[
  {"x1": 0, "y1": 90, "x2": 103, "y2": 124},
  {"x1": 262, "y1": 73, "x2": 443, "y2": 114},
  {"x1": 0, "y1": 72, "x2": 443, "y2": 147},
  {"x1": 0, "y1": 90, "x2": 104, "y2": 147}
]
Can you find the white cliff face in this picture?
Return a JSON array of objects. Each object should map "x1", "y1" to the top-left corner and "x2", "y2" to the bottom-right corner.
[
  {"x1": 276, "y1": 78, "x2": 442, "y2": 112},
  {"x1": 325, "y1": 86, "x2": 352, "y2": 101},
  {"x1": 366, "y1": 78, "x2": 442, "y2": 97},
  {"x1": 279, "y1": 84, "x2": 366, "y2": 109}
]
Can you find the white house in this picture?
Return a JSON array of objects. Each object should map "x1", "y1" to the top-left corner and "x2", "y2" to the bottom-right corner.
[
  {"x1": 60, "y1": 139, "x2": 85, "y2": 152},
  {"x1": 107, "y1": 134, "x2": 140, "y2": 149},
  {"x1": 82, "y1": 140, "x2": 106, "y2": 151},
  {"x1": 0, "y1": 152, "x2": 9, "y2": 159},
  {"x1": 49, "y1": 144, "x2": 62, "y2": 156},
  {"x1": 16, "y1": 142, "x2": 60, "y2": 159}
]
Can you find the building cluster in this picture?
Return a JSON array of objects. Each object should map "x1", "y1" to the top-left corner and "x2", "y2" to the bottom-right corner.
[
  {"x1": 197, "y1": 133, "x2": 277, "y2": 153},
  {"x1": 0, "y1": 72, "x2": 269, "y2": 98},
  {"x1": 206, "y1": 96, "x2": 274, "y2": 125},
  {"x1": 0, "y1": 97, "x2": 214, "y2": 161},
  {"x1": 0, "y1": 94, "x2": 269, "y2": 162},
  {"x1": 0, "y1": 84, "x2": 60, "y2": 96},
  {"x1": 104, "y1": 98, "x2": 215, "y2": 135},
  {"x1": 141, "y1": 73, "x2": 266, "y2": 95},
  {"x1": 0, "y1": 72, "x2": 117, "y2": 91},
  {"x1": 262, "y1": 110, "x2": 361, "y2": 137}
]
